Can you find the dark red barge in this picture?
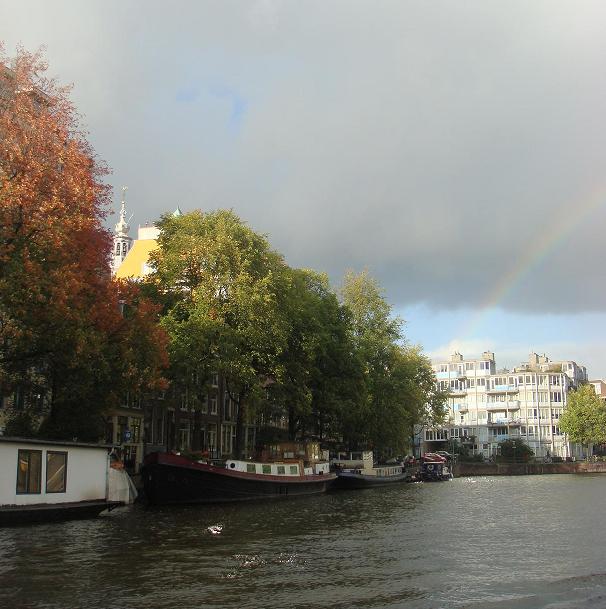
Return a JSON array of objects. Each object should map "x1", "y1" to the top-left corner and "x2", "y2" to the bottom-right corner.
[{"x1": 142, "y1": 445, "x2": 337, "y2": 505}]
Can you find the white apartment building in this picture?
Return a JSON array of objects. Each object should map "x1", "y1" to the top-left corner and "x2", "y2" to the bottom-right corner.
[{"x1": 424, "y1": 351, "x2": 588, "y2": 460}]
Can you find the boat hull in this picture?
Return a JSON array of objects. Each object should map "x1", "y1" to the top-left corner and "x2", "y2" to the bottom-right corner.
[
  {"x1": 0, "y1": 500, "x2": 120, "y2": 527},
  {"x1": 420, "y1": 462, "x2": 452, "y2": 481},
  {"x1": 142, "y1": 453, "x2": 337, "y2": 505},
  {"x1": 334, "y1": 470, "x2": 412, "y2": 489}
]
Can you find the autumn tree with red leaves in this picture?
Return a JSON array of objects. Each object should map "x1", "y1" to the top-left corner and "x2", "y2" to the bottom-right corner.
[{"x1": 0, "y1": 46, "x2": 167, "y2": 440}]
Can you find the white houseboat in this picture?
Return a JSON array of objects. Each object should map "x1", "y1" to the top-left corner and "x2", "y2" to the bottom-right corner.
[
  {"x1": 0, "y1": 437, "x2": 127, "y2": 525},
  {"x1": 332, "y1": 451, "x2": 414, "y2": 489}
]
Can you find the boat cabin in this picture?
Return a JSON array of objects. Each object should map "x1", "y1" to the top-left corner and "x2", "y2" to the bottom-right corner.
[
  {"x1": 0, "y1": 437, "x2": 120, "y2": 525},
  {"x1": 225, "y1": 460, "x2": 331, "y2": 476},
  {"x1": 332, "y1": 450, "x2": 374, "y2": 471},
  {"x1": 228, "y1": 442, "x2": 331, "y2": 476}
]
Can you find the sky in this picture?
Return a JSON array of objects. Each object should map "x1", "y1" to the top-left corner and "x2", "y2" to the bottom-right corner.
[{"x1": 2, "y1": 1, "x2": 606, "y2": 376}]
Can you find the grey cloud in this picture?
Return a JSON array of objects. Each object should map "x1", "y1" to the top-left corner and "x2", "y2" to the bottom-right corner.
[{"x1": 3, "y1": 0, "x2": 606, "y2": 313}]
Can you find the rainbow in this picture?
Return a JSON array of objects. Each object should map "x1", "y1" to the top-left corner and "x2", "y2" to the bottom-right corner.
[{"x1": 458, "y1": 186, "x2": 606, "y2": 340}]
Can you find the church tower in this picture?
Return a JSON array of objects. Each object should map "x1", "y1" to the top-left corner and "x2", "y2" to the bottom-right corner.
[{"x1": 112, "y1": 186, "x2": 133, "y2": 275}]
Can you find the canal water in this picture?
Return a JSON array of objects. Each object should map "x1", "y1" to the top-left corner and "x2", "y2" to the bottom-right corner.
[{"x1": 2, "y1": 474, "x2": 606, "y2": 609}]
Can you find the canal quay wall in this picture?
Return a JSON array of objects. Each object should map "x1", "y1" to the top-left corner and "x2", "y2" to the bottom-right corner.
[{"x1": 454, "y1": 461, "x2": 606, "y2": 477}]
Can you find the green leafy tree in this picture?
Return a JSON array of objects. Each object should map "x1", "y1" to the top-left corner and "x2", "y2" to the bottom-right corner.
[
  {"x1": 560, "y1": 384, "x2": 606, "y2": 454},
  {"x1": 340, "y1": 271, "x2": 445, "y2": 454},
  {"x1": 263, "y1": 268, "x2": 365, "y2": 442},
  {"x1": 497, "y1": 438, "x2": 534, "y2": 463},
  {"x1": 148, "y1": 209, "x2": 290, "y2": 457}
]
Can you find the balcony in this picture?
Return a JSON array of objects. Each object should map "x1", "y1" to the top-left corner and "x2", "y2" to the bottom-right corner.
[
  {"x1": 449, "y1": 388, "x2": 467, "y2": 396},
  {"x1": 487, "y1": 418, "x2": 521, "y2": 426},
  {"x1": 436, "y1": 370, "x2": 467, "y2": 380},
  {"x1": 487, "y1": 385, "x2": 519, "y2": 394}
]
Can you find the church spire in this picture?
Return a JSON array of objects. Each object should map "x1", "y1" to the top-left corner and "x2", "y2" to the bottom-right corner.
[
  {"x1": 112, "y1": 186, "x2": 133, "y2": 275},
  {"x1": 114, "y1": 186, "x2": 130, "y2": 238}
]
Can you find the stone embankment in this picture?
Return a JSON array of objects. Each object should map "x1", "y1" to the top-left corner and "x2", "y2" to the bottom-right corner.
[{"x1": 454, "y1": 461, "x2": 606, "y2": 477}]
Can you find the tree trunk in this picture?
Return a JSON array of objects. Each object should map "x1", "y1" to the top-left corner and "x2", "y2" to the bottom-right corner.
[
  {"x1": 192, "y1": 408, "x2": 201, "y2": 450},
  {"x1": 234, "y1": 397, "x2": 246, "y2": 459},
  {"x1": 288, "y1": 405, "x2": 296, "y2": 441}
]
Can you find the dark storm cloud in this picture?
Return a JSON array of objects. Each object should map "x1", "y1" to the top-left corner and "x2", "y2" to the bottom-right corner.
[{"x1": 3, "y1": 0, "x2": 606, "y2": 313}]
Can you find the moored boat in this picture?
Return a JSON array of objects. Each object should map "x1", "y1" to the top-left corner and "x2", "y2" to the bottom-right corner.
[
  {"x1": 142, "y1": 442, "x2": 336, "y2": 505},
  {"x1": 420, "y1": 452, "x2": 453, "y2": 481},
  {"x1": 0, "y1": 437, "x2": 127, "y2": 526},
  {"x1": 332, "y1": 451, "x2": 413, "y2": 489}
]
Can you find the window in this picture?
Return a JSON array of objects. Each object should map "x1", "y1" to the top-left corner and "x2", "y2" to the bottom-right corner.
[
  {"x1": 221, "y1": 424, "x2": 235, "y2": 455},
  {"x1": 46, "y1": 452, "x2": 67, "y2": 493},
  {"x1": 17, "y1": 450, "x2": 42, "y2": 494},
  {"x1": 289, "y1": 465, "x2": 299, "y2": 474},
  {"x1": 465, "y1": 362, "x2": 474, "y2": 370},
  {"x1": 207, "y1": 425, "x2": 217, "y2": 453},
  {"x1": 223, "y1": 392, "x2": 233, "y2": 420},
  {"x1": 132, "y1": 419, "x2": 142, "y2": 443},
  {"x1": 122, "y1": 242, "x2": 127, "y2": 256},
  {"x1": 477, "y1": 378, "x2": 486, "y2": 387},
  {"x1": 209, "y1": 397, "x2": 218, "y2": 415},
  {"x1": 247, "y1": 464, "x2": 256, "y2": 473},
  {"x1": 277, "y1": 465, "x2": 285, "y2": 474},
  {"x1": 179, "y1": 420, "x2": 191, "y2": 450},
  {"x1": 211, "y1": 373, "x2": 219, "y2": 387},
  {"x1": 440, "y1": 364, "x2": 448, "y2": 373},
  {"x1": 262, "y1": 465, "x2": 271, "y2": 474},
  {"x1": 200, "y1": 395, "x2": 208, "y2": 414}
]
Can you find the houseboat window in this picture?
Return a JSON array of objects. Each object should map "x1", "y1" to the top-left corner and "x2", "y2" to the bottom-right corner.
[
  {"x1": 289, "y1": 465, "x2": 298, "y2": 474},
  {"x1": 16, "y1": 449, "x2": 42, "y2": 494},
  {"x1": 277, "y1": 465, "x2": 285, "y2": 474},
  {"x1": 246, "y1": 464, "x2": 256, "y2": 473},
  {"x1": 262, "y1": 465, "x2": 271, "y2": 474},
  {"x1": 46, "y1": 451, "x2": 67, "y2": 493}
]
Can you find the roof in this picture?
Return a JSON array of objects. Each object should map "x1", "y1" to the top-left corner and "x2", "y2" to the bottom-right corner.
[
  {"x1": 115, "y1": 238, "x2": 158, "y2": 279},
  {"x1": 0, "y1": 436, "x2": 113, "y2": 450}
]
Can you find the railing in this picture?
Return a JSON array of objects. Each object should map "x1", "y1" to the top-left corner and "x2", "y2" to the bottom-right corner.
[
  {"x1": 487, "y1": 385, "x2": 519, "y2": 393},
  {"x1": 487, "y1": 418, "x2": 522, "y2": 426}
]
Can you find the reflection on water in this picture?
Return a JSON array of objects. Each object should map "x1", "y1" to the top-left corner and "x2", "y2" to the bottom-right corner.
[{"x1": 2, "y1": 475, "x2": 606, "y2": 608}]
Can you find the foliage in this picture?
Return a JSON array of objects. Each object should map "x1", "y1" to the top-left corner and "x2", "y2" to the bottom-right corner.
[
  {"x1": 559, "y1": 384, "x2": 606, "y2": 448},
  {"x1": 263, "y1": 268, "x2": 365, "y2": 442},
  {"x1": 4, "y1": 410, "x2": 36, "y2": 437},
  {"x1": 339, "y1": 271, "x2": 446, "y2": 454},
  {"x1": 0, "y1": 47, "x2": 167, "y2": 440},
  {"x1": 497, "y1": 438, "x2": 534, "y2": 463},
  {"x1": 148, "y1": 209, "x2": 290, "y2": 456}
]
